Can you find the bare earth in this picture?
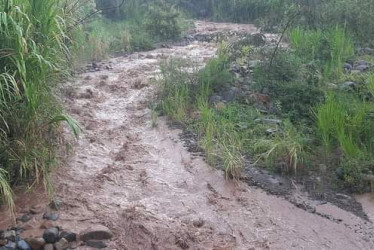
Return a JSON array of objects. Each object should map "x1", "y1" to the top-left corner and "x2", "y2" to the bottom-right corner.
[{"x1": 2, "y1": 21, "x2": 374, "y2": 250}]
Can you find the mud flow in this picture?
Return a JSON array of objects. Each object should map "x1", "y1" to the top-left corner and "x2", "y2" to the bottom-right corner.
[{"x1": 1, "y1": 21, "x2": 374, "y2": 249}]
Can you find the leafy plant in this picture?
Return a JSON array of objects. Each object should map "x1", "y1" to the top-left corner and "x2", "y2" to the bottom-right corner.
[{"x1": 145, "y1": 0, "x2": 181, "y2": 40}]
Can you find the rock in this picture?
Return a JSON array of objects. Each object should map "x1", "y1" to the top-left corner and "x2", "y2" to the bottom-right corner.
[
  {"x1": 54, "y1": 238, "x2": 68, "y2": 250},
  {"x1": 2, "y1": 241, "x2": 16, "y2": 250},
  {"x1": 356, "y1": 60, "x2": 368, "y2": 66},
  {"x1": 17, "y1": 214, "x2": 33, "y2": 223},
  {"x1": 208, "y1": 95, "x2": 222, "y2": 104},
  {"x1": 222, "y1": 87, "x2": 240, "y2": 102},
  {"x1": 44, "y1": 244, "x2": 53, "y2": 250},
  {"x1": 255, "y1": 118, "x2": 282, "y2": 125},
  {"x1": 85, "y1": 240, "x2": 107, "y2": 249},
  {"x1": 266, "y1": 128, "x2": 279, "y2": 136},
  {"x1": 68, "y1": 242, "x2": 78, "y2": 249},
  {"x1": 192, "y1": 218, "x2": 204, "y2": 228},
  {"x1": 79, "y1": 225, "x2": 113, "y2": 242},
  {"x1": 43, "y1": 228, "x2": 59, "y2": 244},
  {"x1": 1, "y1": 231, "x2": 16, "y2": 241},
  {"x1": 0, "y1": 239, "x2": 6, "y2": 246},
  {"x1": 340, "y1": 81, "x2": 357, "y2": 90},
  {"x1": 25, "y1": 238, "x2": 45, "y2": 250},
  {"x1": 336, "y1": 167, "x2": 345, "y2": 180},
  {"x1": 59, "y1": 231, "x2": 76, "y2": 242},
  {"x1": 343, "y1": 63, "x2": 352, "y2": 73},
  {"x1": 29, "y1": 205, "x2": 44, "y2": 215},
  {"x1": 16, "y1": 240, "x2": 31, "y2": 250},
  {"x1": 248, "y1": 60, "x2": 262, "y2": 69},
  {"x1": 355, "y1": 64, "x2": 369, "y2": 72},
  {"x1": 364, "y1": 48, "x2": 374, "y2": 55},
  {"x1": 42, "y1": 212, "x2": 59, "y2": 221}
]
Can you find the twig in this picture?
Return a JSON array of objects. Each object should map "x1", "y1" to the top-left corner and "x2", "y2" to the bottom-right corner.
[{"x1": 268, "y1": 11, "x2": 300, "y2": 72}]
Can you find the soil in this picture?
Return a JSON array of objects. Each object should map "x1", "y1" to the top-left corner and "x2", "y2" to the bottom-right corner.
[{"x1": 1, "y1": 21, "x2": 374, "y2": 249}]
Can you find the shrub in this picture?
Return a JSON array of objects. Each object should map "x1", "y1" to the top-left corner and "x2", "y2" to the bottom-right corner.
[
  {"x1": 197, "y1": 43, "x2": 233, "y2": 94},
  {"x1": 145, "y1": 0, "x2": 181, "y2": 40}
]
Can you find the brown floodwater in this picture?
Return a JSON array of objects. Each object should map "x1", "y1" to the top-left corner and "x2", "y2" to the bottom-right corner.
[{"x1": 0, "y1": 21, "x2": 373, "y2": 249}]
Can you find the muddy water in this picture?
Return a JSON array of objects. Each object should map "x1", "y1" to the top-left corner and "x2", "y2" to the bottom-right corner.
[{"x1": 1, "y1": 21, "x2": 374, "y2": 249}]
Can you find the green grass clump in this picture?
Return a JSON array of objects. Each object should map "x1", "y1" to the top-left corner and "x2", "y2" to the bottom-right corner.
[
  {"x1": 289, "y1": 27, "x2": 354, "y2": 80},
  {"x1": 315, "y1": 93, "x2": 373, "y2": 159},
  {"x1": 0, "y1": 0, "x2": 80, "y2": 209}
]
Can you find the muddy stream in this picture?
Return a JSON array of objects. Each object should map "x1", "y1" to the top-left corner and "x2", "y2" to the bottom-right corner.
[{"x1": 2, "y1": 21, "x2": 374, "y2": 250}]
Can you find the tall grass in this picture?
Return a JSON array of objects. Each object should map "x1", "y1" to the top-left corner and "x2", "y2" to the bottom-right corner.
[
  {"x1": 289, "y1": 27, "x2": 354, "y2": 80},
  {"x1": 0, "y1": 0, "x2": 80, "y2": 210},
  {"x1": 315, "y1": 93, "x2": 369, "y2": 159}
]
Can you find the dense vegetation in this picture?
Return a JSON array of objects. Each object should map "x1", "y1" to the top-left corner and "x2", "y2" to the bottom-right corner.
[
  {"x1": 157, "y1": 0, "x2": 374, "y2": 192},
  {"x1": 0, "y1": 0, "x2": 85, "y2": 209},
  {"x1": 73, "y1": 0, "x2": 184, "y2": 62}
]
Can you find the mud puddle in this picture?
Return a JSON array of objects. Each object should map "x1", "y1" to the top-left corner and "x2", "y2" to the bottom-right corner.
[{"x1": 1, "y1": 21, "x2": 374, "y2": 249}]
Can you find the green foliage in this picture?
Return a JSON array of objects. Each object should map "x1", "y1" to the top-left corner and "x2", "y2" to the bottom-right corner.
[
  {"x1": 145, "y1": 0, "x2": 182, "y2": 40},
  {"x1": 0, "y1": 0, "x2": 80, "y2": 208},
  {"x1": 254, "y1": 120, "x2": 307, "y2": 174},
  {"x1": 159, "y1": 58, "x2": 196, "y2": 122},
  {"x1": 197, "y1": 43, "x2": 232, "y2": 94},
  {"x1": 315, "y1": 93, "x2": 374, "y2": 159},
  {"x1": 290, "y1": 27, "x2": 354, "y2": 80}
]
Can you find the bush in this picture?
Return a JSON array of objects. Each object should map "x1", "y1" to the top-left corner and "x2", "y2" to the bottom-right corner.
[{"x1": 145, "y1": 0, "x2": 181, "y2": 40}]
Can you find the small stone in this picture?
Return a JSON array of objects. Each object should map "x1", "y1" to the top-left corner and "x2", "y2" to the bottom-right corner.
[
  {"x1": 79, "y1": 225, "x2": 113, "y2": 242},
  {"x1": 42, "y1": 212, "x2": 59, "y2": 221},
  {"x1": 255, "y1": 118, "x2": 282, "y2": 125},
  {"x1": 339, "y1": 81, "x2": 357, "y2": 90},
  {"x1": 59, "y1": 231, "x2": 76, "y2": 242},
  {"x1": 49, "y1": 198, "x2": 62, "y2": 211},
  {"x1": 85, "y1": 240, "x2": 107, "y2": 249},
  {"x1": 0, "y1": 239, "x2": 6, "y2": 246},
  {"x1": 3, "y1": 241, "x2": 16, "y2": 250},
  {"x1": 29, "y1": 205, "x2": 44, "y2": 215},
  {"x1": 68, "y1": 242, "x2": 78, "y2": 249},
  {"x1": 2, "y1": 231, "x2": 16, "y2": 241},
  {"x1": 16, "y1": 240, "x2": 31, "y2": 250},
  {"x1": 192, "y1": 218, "x2": 204, "y2": 228},
  {"x1": 44, "y1": 244, "x2": 53, "y2": 250},
  {"x1": 355, "y1": 64, "x2": 369, "y2": 72},
  {"x1": 356, "y1": 60, "x2": 368, "y2": 66},
  {"x1": 43, "y1": 227, "x2": 59, "y2": 244},
  {"x1": 266, "y1": 128, "x2": 279, "y2": 135},
  {"x1": 54, "y1": 238, "x2": 68, "y2": 250},
  {"x1": 208, "y1": 95, "x2": 222, "y2": 104},
  {"x1": 17, "y1": 214, "x2": 33, "y2": 223},
  {"x1": 25, "y1": 238, "x2": 45, "y2": 250},
  {"x1": 343, "y1": 63, "x2": 353, "y2": 72}
]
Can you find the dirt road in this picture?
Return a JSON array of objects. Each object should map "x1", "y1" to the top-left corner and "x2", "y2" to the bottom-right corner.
[{"x1": 2, "y1": 21, "x2": 374, "y2": 249}]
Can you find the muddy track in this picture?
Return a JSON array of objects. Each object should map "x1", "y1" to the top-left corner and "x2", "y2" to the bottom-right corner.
[{"x1": 2, "y1": 21, "x2": 374, "y2": 249}]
